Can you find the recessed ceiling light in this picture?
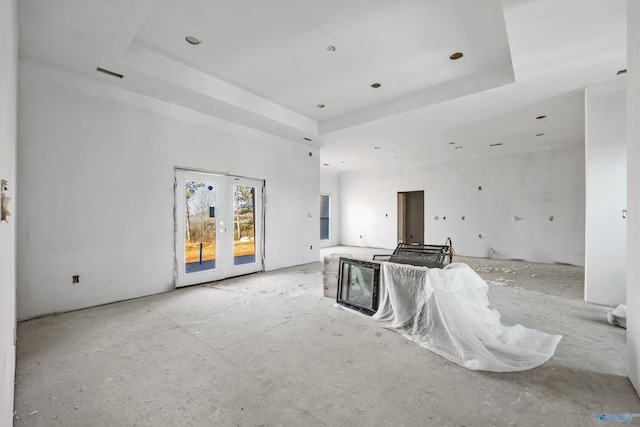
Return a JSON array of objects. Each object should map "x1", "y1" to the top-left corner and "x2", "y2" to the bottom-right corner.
[
  {"x1": 536, "y1": 115, "x2": 547, "y2": 120},
  {"x1": 303, "y1": 137, "x2": 312, "y2": 141},
  {"x1": 371, "y1": 83, "x2": 381, "y2": 88},
  {"x1": 185, "y1": 36, "x2": 201, "y2": 45},
  {"x1": 316, "y1": 104, "x2": 325, "y2": 108},
  {"x1": 327, "y1": 46, "x2": 336, "y2": 52},
  {"x1": 450, "y1": 52, "x2": 463, "y2": 60},
  {"x1": 536, "y1": 133, "x2": 544, "y2": 137},
  {"x1": 617, "y1": 69, "x2": 627, "y2": 75},
  {"x1": 490, "y1": 143, "x2": 503, "y2": 147},
  {"x1": 374, "y1": 146, "x2": 382, "y2": 150},
  {"x1": 96, "y1": 67, "x2": 124, "y2": 79}
]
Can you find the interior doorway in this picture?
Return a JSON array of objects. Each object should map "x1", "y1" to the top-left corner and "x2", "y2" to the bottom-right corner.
[
  {"x1": 175, "y1": 169, "x2": 264, "y2": 287},
  {"x1": 398, "y1": 191, "x2": 424, "y2": 244}
]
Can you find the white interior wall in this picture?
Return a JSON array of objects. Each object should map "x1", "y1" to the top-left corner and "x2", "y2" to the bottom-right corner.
[
  {"x1": 627, "y1": 0, "x2": 640, "y2": 397},
  {"x1": 17, "y1": 60, "x2": 319, "y2": 320},
  {"x1": 320, "y1": 172, "x2": 340, "y2": 248},
  {"x1": 0, "y1": 0, "x2": 17, "y2": 423},
  {"x1": 340, "y1": 144, "x2": 585, "y2": 266},
  {"x1": 584, "y1": 83, "x2": 627, "y2": 306}
]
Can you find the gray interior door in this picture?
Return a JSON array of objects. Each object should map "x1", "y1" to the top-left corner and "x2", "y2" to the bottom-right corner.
[{"x1": 402, "y1": 190, "x2": 424, "y2": 244}]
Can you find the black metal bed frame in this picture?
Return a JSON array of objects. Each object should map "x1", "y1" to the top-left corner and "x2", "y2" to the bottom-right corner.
[{"x1": 372, "y1": 238, "x2": 454, "y2": 268}]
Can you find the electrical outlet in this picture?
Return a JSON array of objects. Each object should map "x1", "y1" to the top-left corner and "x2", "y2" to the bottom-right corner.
[
  {"x1": 310, "y1": 245, "x2": 313, "y2": 250},
  {"x1": 72, "y1": 275, "x2": 79, "y2": 284}
]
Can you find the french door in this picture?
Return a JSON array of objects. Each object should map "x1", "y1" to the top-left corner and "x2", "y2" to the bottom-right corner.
[{"x1": 175, "y1": 169, "x2": 264, "y2": 287}]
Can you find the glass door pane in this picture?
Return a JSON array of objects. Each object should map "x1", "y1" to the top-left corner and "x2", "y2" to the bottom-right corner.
[
  {"x1": 320, "y1": 194, "x2": 330, "y2": 240},
  {"x1": 184, "y1": 180, "x2": 218, "y2": 274},
  {"x1": 233, "y1": 184, "x2": 256, "y2": 266}
]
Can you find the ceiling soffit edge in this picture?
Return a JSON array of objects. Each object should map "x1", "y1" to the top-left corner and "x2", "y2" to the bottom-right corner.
[{"x1": 319, "y1": 62, "x2": 516, "y2": 136}]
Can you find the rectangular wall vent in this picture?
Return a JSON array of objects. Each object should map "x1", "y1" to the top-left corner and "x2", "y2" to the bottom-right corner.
[{"x1": 96, "y1": 67, "x2": 124, "y2": 79}]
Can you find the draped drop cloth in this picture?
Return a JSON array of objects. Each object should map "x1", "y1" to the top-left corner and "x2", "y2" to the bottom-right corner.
[{"x1": 371, "y1": 262, "x2": 562, "y2": 372}]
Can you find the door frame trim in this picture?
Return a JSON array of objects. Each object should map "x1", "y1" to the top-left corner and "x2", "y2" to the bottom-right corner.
[{"x1": 397, "y1": 190, "x2": 425, "y2": 245}]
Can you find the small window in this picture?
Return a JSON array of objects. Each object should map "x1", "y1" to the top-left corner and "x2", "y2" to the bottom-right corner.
[
  {"x1": 337, "y1": 258, "x2": 380, "y2": 315},
  {"x1": 320, "y1": 194, "x2": 330, "y2": 240}
]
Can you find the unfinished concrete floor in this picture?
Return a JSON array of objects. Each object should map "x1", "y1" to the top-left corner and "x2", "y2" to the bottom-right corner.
[{"x1": 14, "y1": 247, "x2": 639, "y2": 426}]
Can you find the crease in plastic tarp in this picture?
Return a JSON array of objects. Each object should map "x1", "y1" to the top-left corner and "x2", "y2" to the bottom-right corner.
[{"x1": 340, "y1": 262, "x2": 562, "y2": 372}]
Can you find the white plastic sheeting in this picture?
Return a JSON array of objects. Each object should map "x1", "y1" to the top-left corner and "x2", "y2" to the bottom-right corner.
[
  {"x1": 372, "y1": 262, "x2": 562, "y2": 372},
  {"x1": 607, "y1": 304, "x2": 627, "y2": 329}
]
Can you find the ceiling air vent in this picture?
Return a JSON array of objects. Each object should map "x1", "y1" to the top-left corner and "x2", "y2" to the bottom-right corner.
[{"x1": 96, "y1": 67, "x2": 124, "y2": 79}]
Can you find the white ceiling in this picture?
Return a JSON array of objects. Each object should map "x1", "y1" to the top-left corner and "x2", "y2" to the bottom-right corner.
[{"x1": 17, "y1": 0, "x2": 627, "y2": 173}]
